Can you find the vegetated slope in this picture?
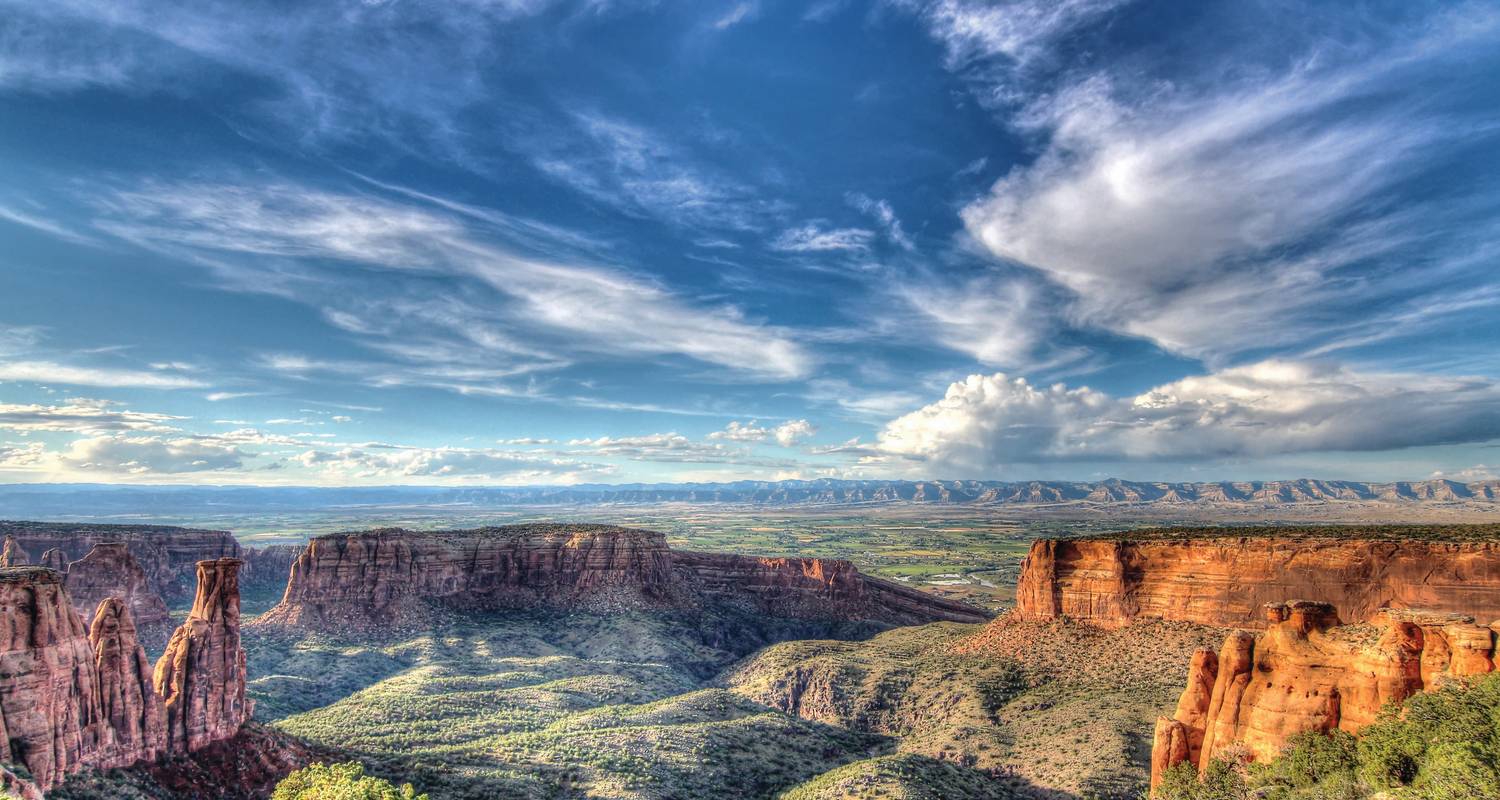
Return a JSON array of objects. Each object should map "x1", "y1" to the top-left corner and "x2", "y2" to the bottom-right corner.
[
  {"x1": 780, "y1": 753, "x2": 1015, "y2": 800},
  {"x1": 246, "y1": 610, "x2": 898, "y2": 800},
  {"x1": 727, "y1": 615, "x2": 1226, "y2": 799}
]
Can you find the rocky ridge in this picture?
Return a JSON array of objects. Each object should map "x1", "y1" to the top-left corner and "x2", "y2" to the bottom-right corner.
[
  {"x1": 1016, "y1": 533, "x2": 1500, "y2": 629},
  {"x1": 1150, "y1": 600, "x2": 1498, "y2": 789},
  {"x1": 0, "y1": 523, "x2": 242, "y2": 604},
  {"x1": 257, "y1": 524, "x2": 989, "y2": 632}
]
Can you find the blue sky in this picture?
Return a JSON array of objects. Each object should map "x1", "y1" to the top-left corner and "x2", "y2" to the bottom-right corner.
[{"x1": 0, "y1": 0, "x2": 1498, "y2": 486}]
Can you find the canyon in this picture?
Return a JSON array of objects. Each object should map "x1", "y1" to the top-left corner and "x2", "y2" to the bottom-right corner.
[
  {"x1": 0, "y1": 558, "x2": 250, "y2": 793},
  {"x1": 257, "y1": 524, "x2": 989, "y2": 632},
  {"x1": 1150, "y1": 600, "x2": 1499, "y2": 788},
  {"x1": 1015, "y1": 531, "x2": 1500, "y2": 629}
]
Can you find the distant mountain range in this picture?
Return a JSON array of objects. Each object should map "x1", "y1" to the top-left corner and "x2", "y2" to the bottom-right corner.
[{"x1": 1, "y1": 478, "x2": 1497, "y2": 516}]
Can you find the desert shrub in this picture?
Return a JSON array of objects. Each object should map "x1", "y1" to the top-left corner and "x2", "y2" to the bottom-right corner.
[{"x1": 271, "y1": 761, "x2": 427, "y2": 800}]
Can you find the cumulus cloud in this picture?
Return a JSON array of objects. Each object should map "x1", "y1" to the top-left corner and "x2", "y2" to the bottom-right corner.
[
  {"x1": 566, "y1": 433, "x2": 737, "y2": 462},
  {"x1": 707, "y1": 420, "x2": 769, "y2": 442},
  {"x1": 59, "y1": 435, "x2": 246, "y2": 474},
  {"x1": 875, "y1": 360, "x2": 1500, "y2": 473},
  {"x1": 773, "y1": 419, "x2": 816, "y2": 447}
]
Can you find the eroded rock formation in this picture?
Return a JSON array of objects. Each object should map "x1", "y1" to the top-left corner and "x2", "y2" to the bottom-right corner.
[
  {"x1": 0, "y1": 522, "x2": 241, "y2": 603},
  {"x1": 241, "y1": 544, "x2": 302, "y2": 596},
  {"x1": 91, "y1": 597, "x2": 167, "y2": 767},
  {"x1": 0, "y1": 561, "x2": 250, "y2": 789},
  {"x1": 66, "y1": 543, "x2": 175, "y2": 651},
  {"x1": 1150, "y1": 600, "x2": 1499, "y2": 788},
  {"x1": 258, "y1": 525, "x2": 989, "y2": 632},
  {"x1": 0, "y1": 567, "x2": 112, "y2": 788},
  {"x1": 0, "y1": 536, "x2": 29, "y2": 567},
  {"x1": 155, "y1": 559, "x2": 251, "y2": 753},
  {"x1": 1017, "y1": 536, "x2": 1500, "y2": 629}
]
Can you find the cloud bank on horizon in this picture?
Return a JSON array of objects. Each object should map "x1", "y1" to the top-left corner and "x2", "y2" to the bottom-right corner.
[{"x1": 0, "y1": 0, "x2": 1496, "y2": 486}]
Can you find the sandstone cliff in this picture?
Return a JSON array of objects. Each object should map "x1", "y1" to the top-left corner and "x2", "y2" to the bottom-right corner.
[
  {"x1": 0, "y1": 522, "x2": 241, "y2": 604},
  {"x1": 66, "y1": 543, "x2": 175, "y2": 651},
  {"x1": 1016, "y1": 534, "x2": 1500, "y2": 629},
  {"x1": 91, "y1": 597, "x2": 167, "y2": 768},
  {"x1": 241, "y1": 544, "x2": 302, "y2": 596},
  {"x1": 0, "y1": 567, "x2": 113, "y2": 788},
  {"x1": 155, "y1": 558, "x2": 251, "y2": 753},
  {"x1": 258, "y1": 525, "x2": 988, "y2": 632},
  {"x1": 0, "y1": 561, "x2": 250, "y2": 790},
  {"x1": 1150, "y1": 600, "x2": 1498, "y2": 789}
]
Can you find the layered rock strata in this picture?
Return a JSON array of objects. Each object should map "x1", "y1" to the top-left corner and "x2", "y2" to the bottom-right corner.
[
  {"x1": 1017, "y1": 536, "x2": 1500, "y2": 629},
  {"x1": 155, "y1": 559, "x2": 251, "y2": 752},
  {"x1": 1150, "y1": 600, "x2": 1498, "y2": 789},
  {"x1": 0, "y1": 522, "x2": 241, "y2": 603},
  {"x1": 0, "y1": 561, "x2": 249, "y2": 790},
  {"x1": 65, "y1": 543, "x2": 175, "y2": 651},
  {"x1": 258, "y1": 525, "x2": 989, "y2": 631}
]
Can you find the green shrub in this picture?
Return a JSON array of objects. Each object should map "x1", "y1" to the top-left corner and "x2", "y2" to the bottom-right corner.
[{"x1": 272, "y1": 762, "x2": 427, "y2": 800}]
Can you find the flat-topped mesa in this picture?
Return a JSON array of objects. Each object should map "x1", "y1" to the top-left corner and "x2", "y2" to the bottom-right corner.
[
  {"x1": 670, "y1": 551, "x2": 989, "y2": 626},
  {"x1": 0, "y1": 567, "x2": 114, "y2": 789},
  {"x1": 1016, "y1": 533, "x2": 1500, "y2": 629},
  {"x1": 258, "y1": 525, "x2": 989, "y2": 632},
  {"x1": 65, "y1": 542, "x2": 175, "y2": 651},
  {"x1": 1150, "y1": 600, "x2": 1499, "y2": 790},
  {"x1": 0, "y1": 522, "x2": 242, "y2": 604},
  {"x1": 155, "y1": 558, "x2": 251, "y2": 753}
]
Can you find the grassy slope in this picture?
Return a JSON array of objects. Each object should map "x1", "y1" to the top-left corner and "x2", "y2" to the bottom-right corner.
[
  {"x1": 247, "y1": 611, "x2": 893, "y2": 799},
  {"x1": 727, "y1": 616, "x2": 1227, "y2": 800}
]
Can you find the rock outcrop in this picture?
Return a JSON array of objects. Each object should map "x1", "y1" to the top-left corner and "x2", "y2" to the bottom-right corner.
[
  {"x1": 1150, "y1": 600, "x2": 1499, "y2": 788},
  {"x1": 65, "y1": 543, "x2": 175, "y2": 651},
  {"x1": 91, "y1": 597, "x2": 167, "y2": 767},
  {"x1": 0, "y1": 536, "x2": 29, "y2": 567},
  {"x1": 241, "y1": 544, "x2": 302, "y2": 596},
  {"x1": 0, "y1": 522, "x2": 241, "y2": 604},
  {"x1": 258, "y1": 525, "x2": 989, "y2": 632},
  {"x1": 0, "y1": 562, "x2": 250, "y2": 790},
  {"x1": 1017, "y1": 535, "x2": 1500, "y2": 629},
  {"x1": 0, "y1": 567, "x2": 112, "y2": 789},
  {"x1": 155, "y1": 559, "x2": 251, "y2": 753}
]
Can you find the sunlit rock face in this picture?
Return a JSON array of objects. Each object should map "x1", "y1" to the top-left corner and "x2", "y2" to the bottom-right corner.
[
  {"x1": 1017, "y1": 536, "x2": 1500, "y2": 628},
  {"x1": 257, "y1": 524, "x2": 989, "y2": 632},
  {"x1": 155, "y1": 558, "x2": 251, "y2": 753},
  {"x1": 1150, "y1": 600, "x2": 1498, "y2": 789}
]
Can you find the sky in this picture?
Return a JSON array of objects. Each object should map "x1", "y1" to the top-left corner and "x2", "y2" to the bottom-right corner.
[{"x1": 0, "y1": 0, "x2": 1498, "y2": 487}]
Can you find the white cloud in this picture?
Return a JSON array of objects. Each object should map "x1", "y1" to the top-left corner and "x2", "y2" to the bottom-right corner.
[
  {"x1": 60, "y1": 434, "x2": 246, "y2": 474},
  {"x1": 906, "y1": 0, "x2": 1129, "y2": 71},
  {"x1": 0, "y1": 399, "x2": 184, "y2": 433},
  {"x1": 0, "y1": 360, "x2": 207, "y2": 389},
  {"x1": 707, "y1": 420, "x2": 768, "y2": 442},
  {"x1": 97, "y1": 181, "x2": 813, "y2": 382},
  {"x1": 713, "y1": 2, "x2": 758, "y2": 30},
  {"x1": 295, "y1": 444, "x2": 602, "y2": 482},
  {"x1": 772, "y1": 223, "x2": 876, "y2": 252},
  {"x1": 875, "y1": 360, "x2": 1500, "y2": 474},
  {"x1": 898, "y1": 274, "x2": 1047, "y2": 367},
  {"x1": 773, "y1": 419, "x2": 816, "y2": 447},
  {"x1": 845, "y1": 193, "x2": 914, "y2": 251},
  {"x1": 947, "y1": 6, "x2": 1500, "y2": 362}
]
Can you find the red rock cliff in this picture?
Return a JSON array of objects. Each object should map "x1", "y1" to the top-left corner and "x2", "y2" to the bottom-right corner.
[
  {"x1": 1150, "y1": 600, "x2": 1498, "y2": 789},
  {"x1": 0, "y1": 522, "x2": 241, "y2": 604},
  {"x1": 1017, "y1": 536, "x2": 1500, "y2": 628},
  {"x1": 258, "y1": 525, "x2": 988, "y2": 631},
  {"x1": 65, "y1": 543, "x2": 175, "y2": 652},
  {"x1": 0, "y1": 561, "x2": 250, "y2": 789},
  {"x1": 155, "y1": 559, "x2": 251, "y2": 753}
]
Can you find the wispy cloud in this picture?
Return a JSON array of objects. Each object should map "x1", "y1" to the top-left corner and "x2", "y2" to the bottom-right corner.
[
  {"x1": 771, "y1": 223, "x2": 876, "y2": 252},
  {"x1": 0, "y1": 360, "x2": 207, "y2": 389},
  {"x1": 95, "y1": 179, "x2": 814, "y2": 384}
]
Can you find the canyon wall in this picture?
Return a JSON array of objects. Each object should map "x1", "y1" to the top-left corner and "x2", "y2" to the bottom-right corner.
[
  {"x1": 1016, "y1": 536, "x2": 1500, "y2": 629},
  {"x1": 0, "y1": 523, "x2": 242, "y2": 603},
  {"x1": 0, "y1": 560, "x2": 249, "y2": 790},
  {"x1": 1150, "y1": 600, "x2": 1498, "y2": 789},
  {"x1": 258, "y1": 525, "x2": 988, "y2": 631},
  {"x1": 65, "y1": 543, "x2": 175, "y2": 651}
]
